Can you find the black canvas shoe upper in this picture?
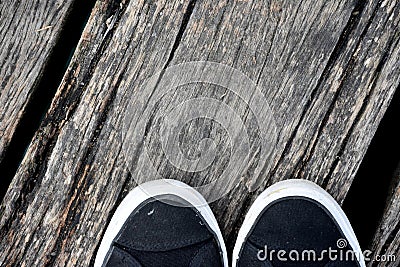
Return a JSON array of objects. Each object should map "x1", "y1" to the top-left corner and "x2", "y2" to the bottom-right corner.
[
  {"x1": 101, "y1": 197, "x2": 223, "y2": 267},
  {"x1": 237, "y1": 197, "x2": 361, "y2": 267}
]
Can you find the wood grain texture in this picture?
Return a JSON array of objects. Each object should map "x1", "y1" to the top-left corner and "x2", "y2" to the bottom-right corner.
[
  {"x1": 0, "y1": 0, "x2": 75, "y2": 162},
  {"x1": 369, "y1": 164, "x2": 400, "y2": 266},
  {"x1": 0, "y1": 0, "x2": 399, "y2": 266}
]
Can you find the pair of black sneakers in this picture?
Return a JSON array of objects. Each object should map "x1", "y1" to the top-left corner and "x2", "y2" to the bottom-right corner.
[{"x1": 95, "y1": 179, "x2": 365, "y2": 267}]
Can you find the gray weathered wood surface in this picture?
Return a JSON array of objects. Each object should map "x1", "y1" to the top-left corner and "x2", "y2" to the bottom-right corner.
[
  {"x1": 0, "y1": 0, "x2": 76, "y2": 162},
  {"x1": 0, "y1": 0, "x2": 399, "y2": 266}
]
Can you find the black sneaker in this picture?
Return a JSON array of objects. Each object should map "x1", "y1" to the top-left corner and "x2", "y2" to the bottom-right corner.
[
  {"x1": 95, "y1": 179, "x2": 228, "y2": 267},
  {"x1": 233, "y1": 179, "x2": 365, "y2": 267}
]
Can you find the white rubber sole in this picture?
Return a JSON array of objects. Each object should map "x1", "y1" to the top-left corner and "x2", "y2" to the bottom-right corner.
[
  {"x1": 94, "y1": 179, "x2": 228, "y2": 267},
  {"x1": 232, "y1": 179, "x2": 365, "y2": 267}
]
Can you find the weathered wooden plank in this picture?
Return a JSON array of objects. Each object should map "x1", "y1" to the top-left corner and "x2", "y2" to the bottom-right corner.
[
  {"x1": 369, "y1": 164, "x2": 400, "y2": 266},
  {"x1": 0, "y1": 0, "x2": 128, "y2": 265},
  {"x1": 1, "y1": 0, "x2": 198, "y2": 265},
  {"x1": 0, "y1": 0, "x2": 77, "y2": 162},
  {"x1": 0, "y1": 0, "x2": 399, "y2": 266}
]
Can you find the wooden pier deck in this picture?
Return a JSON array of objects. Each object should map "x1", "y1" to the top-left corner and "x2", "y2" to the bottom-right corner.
[{"x1": 1, "y1": 0, "x2": 399, "y2": 266}]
